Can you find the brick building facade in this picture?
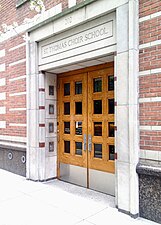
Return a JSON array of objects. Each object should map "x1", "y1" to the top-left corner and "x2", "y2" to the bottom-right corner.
[{"x1": 0, "y1": 0, "x2": 161, "y2": 223}]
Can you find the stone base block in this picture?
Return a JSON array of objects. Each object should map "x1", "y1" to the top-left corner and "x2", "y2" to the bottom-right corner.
[
  {"x1": 0, "y1": 145, "x2": 26, "y2": 177},
  {"x1": 137, "y1": 161, "x2": 161, "y2": 224}
]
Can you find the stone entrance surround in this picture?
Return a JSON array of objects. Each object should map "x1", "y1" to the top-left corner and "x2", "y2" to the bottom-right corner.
[{"x1": 27, "y1": 0, "x2": 139, "y2": 217}]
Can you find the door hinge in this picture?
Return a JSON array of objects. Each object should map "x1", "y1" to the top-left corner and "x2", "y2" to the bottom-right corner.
[
  {"x1": 57, "y1": 80, "x2": 60, "y2": 89},
  {"x1": 115, "y1": 153, "x2": 117, "y2": 160},
  {"x1": 57, "y1": 162, "x2": 60, "y2": 169},
  {"x1": 57, "y1": 134, "x2": 60, "y2": 142}
]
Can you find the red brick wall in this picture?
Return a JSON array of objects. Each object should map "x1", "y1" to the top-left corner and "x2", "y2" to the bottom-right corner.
[
  {"x1": 0, "y1": 35, "x2": 26, "y2": 137},
  {"x1": 140, "y1": 102, "x2": 161, "y2": 126},
  {"x1": 0, "y1": 0, "x2": 84, "y2": 138},
  {"x1": 139, "y1": 0, "x2": 161, "y2": 18},
  {"x1": 0, "y1": 0, "x2": 84, "y2": 28},
  {"x1": 139, "y1": 46, "x2": 161, "y2": 71},
  {"x1": 139, "y1": 17, "x2": 161, "y2": 45},
  {"x1": 139, "y1": 0, "x2": 161, "y2": 154},
  {"x1": 140, "y1": 131, "x2": 161, "y2": 151},
  {"x1": 139, "y1": 74, "x2": 161, "y2": 98}
]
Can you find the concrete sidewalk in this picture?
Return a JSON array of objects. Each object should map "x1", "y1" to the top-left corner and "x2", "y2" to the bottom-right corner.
[{"x1": 0, "y1": 169, "x2": 158, "y2": 225}]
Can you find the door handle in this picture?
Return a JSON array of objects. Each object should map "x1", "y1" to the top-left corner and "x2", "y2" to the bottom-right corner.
[
  {"x1": 88, "y1": 134, "x2": 92, "y2": 152},
  {"x1": 83, "y1": 134, "x2": 87, "y2": 151}
]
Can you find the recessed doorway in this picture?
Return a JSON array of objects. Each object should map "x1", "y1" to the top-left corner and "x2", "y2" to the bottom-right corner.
[{"x1": 57, "y1": 63, "x2": 115, "y2": 195}]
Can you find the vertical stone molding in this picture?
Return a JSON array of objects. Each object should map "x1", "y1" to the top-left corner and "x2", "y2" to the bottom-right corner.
[
  {"x1": 116, "y1": 0, "x2": 139, "y2": 217},
  {"x1": 38, "y1": 71, "x2": 46, "y2": 144},
  {"x1": 26, "y1": 41, "x2": 40, "y2": 180},
  {"x1": 27, "y1": 54, "x2": 57, "y2": 180},
  {"x1": 45, "y1": 73, "x2": 57, "y2": 179}
]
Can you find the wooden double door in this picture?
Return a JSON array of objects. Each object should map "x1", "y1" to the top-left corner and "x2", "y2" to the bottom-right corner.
[{"x1": 58, "y1": 63, "x2": 115, "y2": 193}]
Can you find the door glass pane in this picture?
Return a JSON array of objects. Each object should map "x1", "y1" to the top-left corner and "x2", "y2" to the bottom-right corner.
[
  {"x1": 75, "y1": 121, "x2": 82, "y2": 135},
  {"x1": 94, "y1": 78, "x2": 102, "y2": 92},
  {"x1": 75, "y1": 81, "x2": 82, "y2": 94},
  {"x1": 94, "y1": 100, "x2": 102, "y2": 114},
  {"x1": 64, "y1": 102, "x2": 70, "y2": 115},
  {"x1": 108, "y1": 99, "x2": 114, "y2": 114},
  {"x1": 109, "y1": 122, "x2": 114, "y2": 137},
  {"x1": 75, "y1": 102, "x2": 82, "y2": 114},
  {"x1": 94, "y1": 144, "x2": 102, "y2": 158},
  {"x1": 108, "y1": 75, "x2": 114, "y2": 91},
  {"x1": 109, "y1": 145, "x2": 115, "y2": 160},
  {"x1": 64, "y1": 141, "x2": 70, "y2": 153},
  {"x1": 64, "y1": 122, "x2": 70, "y2": 134},
  {"x1": 75, "y1": 142, "x2": 82, "y2": 155},
  {"x1": 64, "y1": 83, "x2": 70, "y2": 96},
  {"x1": 94, "y1": 122, "x2": 102, "y2": 136}
]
